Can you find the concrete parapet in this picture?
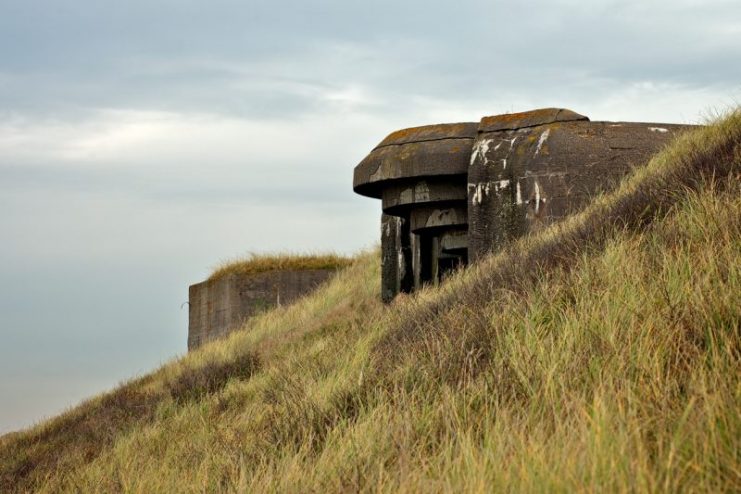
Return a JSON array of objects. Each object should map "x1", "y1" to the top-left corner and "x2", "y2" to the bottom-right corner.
[
  {"x1": 353, "y1": 122, "x2": 477, "y2": 199},
  {"x1": 467, "y1": 110, "x2": 692, "y2": 259},
  {"x1": 188, "y1": 269, "x2": 336, "y2": 350}
]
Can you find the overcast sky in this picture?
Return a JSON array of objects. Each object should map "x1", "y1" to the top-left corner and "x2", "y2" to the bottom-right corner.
[{"x1": 1, "y1": 0, "x2": 739, "y2": 433}]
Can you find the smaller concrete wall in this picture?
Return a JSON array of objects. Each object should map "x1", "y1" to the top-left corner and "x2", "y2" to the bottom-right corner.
[{"x1": 188, "y1": 269, "x2": 337, "y2": 350}]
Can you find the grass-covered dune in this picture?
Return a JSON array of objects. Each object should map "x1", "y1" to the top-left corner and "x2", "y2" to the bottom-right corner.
[{"x1": 1, "y1": 110, "x2": 739, "y2": 493}]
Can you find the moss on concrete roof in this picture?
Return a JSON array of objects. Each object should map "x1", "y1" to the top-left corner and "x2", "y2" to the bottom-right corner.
[{"x1": 208, "y1": 253, "x2": 353, "y2": 281}]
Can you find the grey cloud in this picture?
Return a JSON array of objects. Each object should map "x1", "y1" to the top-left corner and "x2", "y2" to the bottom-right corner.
[
  {"x1": 0, "y1": 161, "x2": 357, "y2": 206},
  {"x1": 2, "y1": 0, "x2": 739, "y2": 118}
]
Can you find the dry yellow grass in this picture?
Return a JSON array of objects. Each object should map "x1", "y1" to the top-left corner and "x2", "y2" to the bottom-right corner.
[
  {"x1": 208, "y1": 252, "x2": 353, "y2": 281},
  {"x1": 1, "y1": 109, "x2": 739, "y2": 493}
]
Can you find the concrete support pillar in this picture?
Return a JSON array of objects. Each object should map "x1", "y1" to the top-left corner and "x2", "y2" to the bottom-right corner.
[
  {"x1": 381, "y1": 214, "x2": 413, "y2": 303},
  {"x1": 399, "y1": 218, "x2": 414, "y2": 294},
  {"x1": 381, "y1": 213, "x2": 400, "y2": 303}
]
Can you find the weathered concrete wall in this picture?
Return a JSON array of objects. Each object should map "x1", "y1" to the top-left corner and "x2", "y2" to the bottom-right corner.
[
  {"x1": 188, "y1": 269, "x2": 337, "y2": 350},
  {"x1": 467, "y1": 109, "x2": 692, "y2": 259},
  {"x1": 354, "y1": 107, "x2": 698, "y2": 302}
]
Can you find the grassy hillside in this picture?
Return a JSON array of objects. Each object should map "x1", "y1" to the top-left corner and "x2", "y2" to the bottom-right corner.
[{"x1": 1, "y1": 111, "x2": 739, "y2": 493}]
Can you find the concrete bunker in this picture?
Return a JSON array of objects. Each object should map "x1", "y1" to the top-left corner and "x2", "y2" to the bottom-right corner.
[
  {"x1": 354, "y1": 108, "x2": 695, "y2": 302},
  {"x1": 188, "y1": 268, "x2": 337, "y2": 350}
]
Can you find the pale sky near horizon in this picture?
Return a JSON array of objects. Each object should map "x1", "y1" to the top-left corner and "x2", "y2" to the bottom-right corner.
[{"x1": 1, "y1": 0, "x2": 739, "y2": 433}]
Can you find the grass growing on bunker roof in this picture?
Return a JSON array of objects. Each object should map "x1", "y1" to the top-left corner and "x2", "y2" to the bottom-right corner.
[
  {"x1": 1, "y1": 109, "x2": 739, "y2": 493},
  {"x1": 208, "y1": 252, "x2": 354, "y2": 281}
]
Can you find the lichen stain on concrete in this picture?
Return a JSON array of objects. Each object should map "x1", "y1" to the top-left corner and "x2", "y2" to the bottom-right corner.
[
  {"x1": 369, "y1": 163, "x2": 385, "y2": 183},
  {"x1": 468, "y1": 183, "x2": 482, "y2": 205},
  {"x1": 425, "y1": 208, "x2": 461, "y2": 228},
  {"x1": 535, "y1": 128, "x2": 550, "y2": 155},
  {"x1": 399, "y1": 188, "x2": 413, "y2": 204},
  {"x1": 470, "y1": 138, "x2": 494, "y2": 165},
  {"x1": 414, "y1": 181, "x2": 430, "y2": 201},
  {"x1": 469, "y1": 182, "x2": 491, "y2": 205},
  {"x1": 516, "y1": 181, "x2": 523, "y2": 205}
]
